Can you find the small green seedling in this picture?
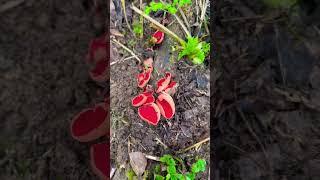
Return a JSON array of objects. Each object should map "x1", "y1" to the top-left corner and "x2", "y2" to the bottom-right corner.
[
  {"x1": 133, "y1": 22, "x2": 143, "y2": 38},
  {"x1": 153, "y1": 154, "x2": 207, "y2": 180},
  {"x1": 145, "y1": 0, "x2": 191, "y2": 15},
  {"x1": 178, "y1": 36, "x2": 210, "y2": 65}
]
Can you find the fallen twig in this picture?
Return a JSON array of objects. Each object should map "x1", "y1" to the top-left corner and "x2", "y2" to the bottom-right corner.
[
  {"x1": 121, "y1": 0, "x2": 135, "y2": 37},
  {"x1": 144, "y1": 154, "x2": 160, "y2": 161},
  {"x1": 155, "y1": 137, "x2": 168, "y2": 149},
  {"x1": 178, "y1": 137, "x2": 210, "y2": 153},
  {"x1": 131, "y1": 4, "x2": 185, "y2": 45},
  {"x1": 111, "y1": 38, "x2": 141, "y2": 63},
  {"x1": 0, "y1": 0, "x2": 25, "y2": 13},
  {"x1": 110, "y1": 55, "x2": 136, "y2": 66},
  {"x1": 110, "y1": 168, "x2": 116, "y2": 179}
]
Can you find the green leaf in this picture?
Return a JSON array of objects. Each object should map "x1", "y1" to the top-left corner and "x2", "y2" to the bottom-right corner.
[
  {"x1": 126, "y1": 169, "x2": 137, "y2": 180},
  {"x1": 178, "y1": 36, "x2": 210, "y2": 65},
  {"x1": 191, "y1": 159, "x2": 206, "y2": 173},
  {"x1": 167, "y1": 5, "x2": 178, "y2": 14},
  {"x1": 155, "y1": 174, "x2": 165, "y2": 180},
  {"x1": 167, "y1": 165, "x2": 177, "y2": 174},
  {"x1": 175, "y1": 173, "x2": 185, "y2": 180},
  {"x1": 154, "y1": 164, "x2": 161, "y2": 174},
  {"x1": 160, "y1": 155, "x2": 176, "y2": 166},
  {"x1": 178, "y1": 0, "x2": 191, "y2": 7},
  {"x1": 185, "y1": 172, "x2": 195, "y2": 180}
]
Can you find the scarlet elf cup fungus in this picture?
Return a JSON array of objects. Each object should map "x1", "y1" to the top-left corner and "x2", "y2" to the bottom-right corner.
[
  {"x1": 70, "y1": 102, "x2": 109, "y2": 142},
  {"x1": 151, "y1": 30, "x2": 165, "y2": 44},
  {"x1": 138, "y1": 102, "x2": 161, "y2": 125},
  {"x1": 89, "y1": 58, "x2": 109, "y2": 82},
  {"x1": 156, "y1": 92, "x2": 175, "y2": 119},
  {"x1": 90, "y1": 143, "x2": 109, "y2": 180},
  {"x1": 132, "y1": 57, "x2": 177, "y2": 125}
]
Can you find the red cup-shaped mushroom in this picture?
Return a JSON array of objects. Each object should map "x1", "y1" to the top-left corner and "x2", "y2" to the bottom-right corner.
[
  {"x1": 156, "y1": 92, "x2": 175, "y2": 119},
  {"x1": 132, "y1": 93, "x2": 148, "y2": 107},
  {"x1": 151, "y1": 30, "x2": 165, "y2": 44},
  {"x1": 156, "y1": 72, "x2": 172, "y2": 93},
  {"x1": 86, "y1": 35, "x2": 107, "y2": 64},
  {"x1": 138, "y1": 69, "x2": 152, "y2": 89},
  {"x1": 138, "y1": 103, "x2": 161, "y2": 125},
  {"x1": 70, "y1": 103, "x2": 109, "y2": 142},
  {"x1": 164, "y1": 81, "x2": 178, "y2": 95},
  {"x1": 90, "y1": 142, "x2": 109, "y2": 180},
  {"x1": 89, "y1": 58, "x2": 109, "y2": 82}
]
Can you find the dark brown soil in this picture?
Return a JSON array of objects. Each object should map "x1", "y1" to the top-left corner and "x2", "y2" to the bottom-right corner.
[
  {"x1": 212, "y1": 0, "x2": 320, "y2": 179},
  {"x1": 0, "y1": 0, "x2": 106, "y2": 179}
]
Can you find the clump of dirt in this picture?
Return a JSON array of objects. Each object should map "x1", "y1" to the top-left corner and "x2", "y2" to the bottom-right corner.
[
  {"x1": 110, "y1": 0, "x2": 210, "y2": 179},
  {"x1": 212, "y1": 0, "x2": 320, "y2": 179},
  {"x1": 0, "y1": 0, "x2": 106, "y2": 179}
]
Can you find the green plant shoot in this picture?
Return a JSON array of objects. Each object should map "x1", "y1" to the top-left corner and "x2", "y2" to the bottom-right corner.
[
  {"x1": 144, "y1": 0, "x2": 191, "y2": 15},
  {"x1": 178, "y1": 36, "x2": 210, "y2": 65},
  {"x1": 155, "y1": 154, "x2": 207, "y2": 180}
]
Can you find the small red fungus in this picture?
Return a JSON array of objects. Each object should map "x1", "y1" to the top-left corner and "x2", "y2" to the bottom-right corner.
[
  {"x1": 70, "y1": 103, "x2": 109, "y2": 142},
  {"x1": 138, "y1": 103, "x2": 161, "y2": 125},
  {"x1": 131, "y1": 93, "x2": 148, "y2": 107},
  {"x1": 143, "y1": 92, "x2": 155, "y2": 104},
  {"x1": 164, "y1": 81, "x2": 177, "y2": 95},
  {"x1": 138, "y1": 69, "x2": 152, "y2": 88},
  {"x1": 156, "y1": 72, "x2": 172, "y2": 93},
  {"x1": 86, "y1": 35, "x2": 107, "y2": 63},
  {"x1": 90, "y1": 143, "x2": 109, "y2": 179},
  {"x1": 151, "y1": 30, "x2": 165, "y2": 44},
  {"x1": 89, "y1": 58, "x2": 108, "y2": 82},
  {"x1": 156, "y1": 92, "x2": 175, "y2": 119}
]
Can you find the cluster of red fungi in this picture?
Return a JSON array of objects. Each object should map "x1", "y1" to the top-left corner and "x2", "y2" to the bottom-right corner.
[
  {"x1": 70, "y1": 34, "x2": 109, "y2": 179},
  {"x1": 131, "y1": 57, "x2": 177, "y2": 125},
  {"x1": 69, "y1": 7, "x2": 168, "y2": 178}
]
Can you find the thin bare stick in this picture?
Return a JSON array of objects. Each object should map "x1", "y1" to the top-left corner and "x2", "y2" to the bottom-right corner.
[
  {"x1": 121, "y1": 0, "x2": 135, "y2": 37},
  {"x1": 178, "y1": 6, "x2": 191, "y2": 32},
  {"x1": 0, "y1": 0, "x2": 25, "y2": 13},
  {"x1": 178, "y1": 137, "x2": 210, "y2": 153},
  {"x1": 131, "y1": 4, "x2": 185, "y2": 45},
  {"x1": 111, "y1": 38, "x2": 141, "y2": 63},
  {"x1": 110, "y1": 168, "x2": 116, "y2": 179},
  {"x1": 144, "y1": 154, "x2": 160, "y2": 161},
  {"x1": 195, "y1": 0, "x2": 200, "y2": 24},
  {"x1": 173, "y1": 13, "x2": 191, "y2": 37},
  {"x1": 162, "y1": 0, "x2": 191, "y2": 37},
  {"x1": 139, "y1": 0, "x2": 144, "y2": 39},
  {"x1": 155, "y1": 137, "x2": 168, "y2": 149},
  {"x1": 197, "y1": 0, "x2": 209, "y2": 35}
]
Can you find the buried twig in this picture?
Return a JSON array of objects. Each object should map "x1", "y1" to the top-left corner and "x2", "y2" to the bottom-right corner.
[
  {"x1": 155, "y1": 137, "x2": 168, "y2": 149},
  {"x1": 131, "y1": 4, "x2": 185, "y2": 45},
  {"x1": 144, "y1": 154, "x2": 160, "y2": 161},
  {"x1": 110, "y1": 55, "x2": 136, "y2": 66},
  {"x1": 110, "y1": 168, "x2": 116, "y2": 179},
  {"x1": 0, "y1": 0, "x2": 25, "y2": 13},
  {"x1": 178, "y1": 137, "x2": 210, "y2": 153},
  {"x1": 160, "y1": 0, "x2": 191, "y2": 37},
  {"x1": 111, "y1": 38, "x2": 141, "y2": 63}
]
